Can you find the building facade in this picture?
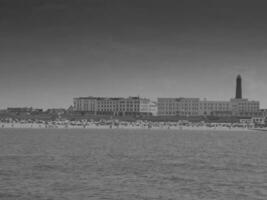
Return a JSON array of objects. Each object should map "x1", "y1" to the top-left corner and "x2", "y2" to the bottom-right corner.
[
  {"x1": 259, "y1": 109, "x2": 267, "y2": 117},
  {"x1": 157, "y1": 98, "x2": 259, "y2": 117},
  {"x1": 157, "y1": 75, "x2": 260, "y2": 117},
  {"x1": 96, "y1": 97, "x2": 141, "y2": 116},
  {"x1": 73, "y1": 97, "x2": 97, "y2": 113},
  {"x1": 230, "y1": 74, "x2": 260, "y2": 117},
  {"x1": 230, "y1": 98, "x2": 260, "y2": 117},
  {"x1": 199, "y1": 99, "x2": 231, "y2": 116},
  {"x1": 157, "y1": 98, "x2": 199, "y2": 116},
  {"x1": 73, "y1": 96, "x2": 155, "y2": 116}
]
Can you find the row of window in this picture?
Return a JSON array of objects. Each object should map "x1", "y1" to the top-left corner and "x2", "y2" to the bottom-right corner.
[{"x1": 98, "y1": 109, "x2": 139, "y2": 112}]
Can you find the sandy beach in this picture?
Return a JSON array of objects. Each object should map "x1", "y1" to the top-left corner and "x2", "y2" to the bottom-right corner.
[{"x1": 0, "y1": 122, "x2": 251, "y2": 131}]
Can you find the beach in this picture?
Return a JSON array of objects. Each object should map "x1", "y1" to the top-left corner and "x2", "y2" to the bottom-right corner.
[{"x1": 0, "y1": 121, "x2": 251, "y2": 131}]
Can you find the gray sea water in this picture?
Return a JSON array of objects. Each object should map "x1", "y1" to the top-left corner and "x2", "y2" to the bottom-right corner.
[{"x1": 0, "y1": 129, "x2": 267, "y2": 200}]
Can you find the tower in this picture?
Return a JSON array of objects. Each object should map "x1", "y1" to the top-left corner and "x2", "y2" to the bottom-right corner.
[{"x1": 235, "y1": 75, "x2": 242, "y2": 99}]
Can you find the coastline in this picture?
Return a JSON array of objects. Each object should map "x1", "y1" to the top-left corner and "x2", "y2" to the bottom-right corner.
[{"x1": 0, "y1": 122, "x2": 251, "y2": 131}]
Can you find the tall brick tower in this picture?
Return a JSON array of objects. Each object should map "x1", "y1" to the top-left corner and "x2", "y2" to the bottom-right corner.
[{"x1": 235, "y1": 75, "x2": 242, "y2": 99}]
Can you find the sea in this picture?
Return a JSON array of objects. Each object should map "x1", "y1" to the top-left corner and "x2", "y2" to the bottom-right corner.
[{"x1": 0, "y1": 128, "x2": 267, "y2": 200}]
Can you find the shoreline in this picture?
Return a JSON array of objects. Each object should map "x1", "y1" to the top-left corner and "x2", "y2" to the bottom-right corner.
[{"x1": 0, "y1": 123, "x2": 251, "y2": 131}]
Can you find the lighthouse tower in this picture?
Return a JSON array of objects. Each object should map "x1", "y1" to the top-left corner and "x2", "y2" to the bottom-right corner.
[{"x1": 235, "y1": 75, "x2": 242, "y2": 99}]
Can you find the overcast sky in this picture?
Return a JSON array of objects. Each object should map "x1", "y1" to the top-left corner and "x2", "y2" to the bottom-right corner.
[{"x1": 1, "y1": 0, "x2": 267, "y2": 108}]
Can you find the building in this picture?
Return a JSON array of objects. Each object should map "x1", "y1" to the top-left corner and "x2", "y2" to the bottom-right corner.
[
  {"x1": 157, "y1": 97, "x2": 259, "y2": 117},
  {"x1": 230, "y1": 75, "x2": 260, "y2": 117},
  {"x1": 6, "y1": 107, "x2": 43, "y2": 114},
  {"x1": 73, "y1": 97, "x2": 97, "y2": 113},
  {"x1": 139, "y1": 99, "x2": 158, "y2": 116},
  {"x1": 157, "y1": 98, "x2": 199, "y2": 116},
  {"x1": 230, "y1": 98, "x2": 260, "y2": 117},
  {"x1": 199, "y1": 99, "x2": 231, "y2": 116},
  {"x1": 240, "y1": 117, "x2": 266, "y2": 127},
  {"x1": 235, "y1": 75, "x2": 242, "y2": 99},
  {"x1": 157, "y1": 75, "x2": 260, "y2": 117},
  {"x1": 96, "y1": 97, "x2": 141, "y2": 116},
  {"x1": 251, "y1": 117, "x2": 266, "y2": 125},
  {"x1": 259, "y1": 109, "x2": 267, "y2": 117},
  {"x1": 157, "y1": 98, "x2": 179, "y2": 116},
  {"x1": 148, "y1": 101, "x2": 158, "y2": 116},
  {"x1": 157, "y1": 98, "x2": 232, "y2": 117},
  {"x1": 73, "y1": 96, "x2": 155, "y2": 116},
  {"x1": 7, "y1": 107, "x2": 33, "y2": 113}
]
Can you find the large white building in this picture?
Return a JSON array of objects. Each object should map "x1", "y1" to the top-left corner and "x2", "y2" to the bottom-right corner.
[
  {"x1": 230, "y1": 98, "x2": 260, "y2": 117},
  {"x1": 157, "y1": 97, "x2": 259, "y2": 117},
  {"x1": 73, "y1": 96, "x2": 156, "y2": 116},
  {"x1": 73, "y1": 97, "x2": 97, "y2": 113},
  {"x1": 199, "y1": 99, "x2": 231, "y2": 116},
  {"x1": 157, "y1": 75, "x2": 260, "y2": 117},
  {"x1": 157, "y1": 98, "x2": 199, "y2": 116}
]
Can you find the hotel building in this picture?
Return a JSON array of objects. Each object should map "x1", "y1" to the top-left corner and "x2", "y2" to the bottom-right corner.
[
  {"x1": 73, "y1": 96, "x2": 156, "y2": 116},
  {"x1": 230, "y1": 98, "x2": 260, "y2": 117},
  {"x1": 199, "y1": 99, "x2": 231, "y2": 116},
  {"x1": 157, "y1": 98, "x2": 259, "y2": 117},
  {"x1": 157, "y1": 98, "x2": 199, "y2": 116}
]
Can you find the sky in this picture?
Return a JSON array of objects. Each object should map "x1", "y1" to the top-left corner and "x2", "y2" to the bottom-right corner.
[{"x1": 1, "y1": 0, "x2": 267, "y2": 108}]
